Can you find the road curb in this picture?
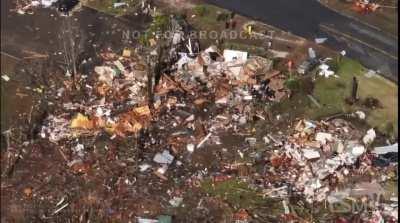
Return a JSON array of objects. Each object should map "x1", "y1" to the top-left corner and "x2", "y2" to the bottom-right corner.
[
  {"x1": 320, "y1": 24, "x2": 398, "y2": 60},
  {"x1": 317, "y1": 0, "x2": 398, "y2": 40},
  {"x1": 242, "y1": 21, "x2": 308, "y2": 43}
]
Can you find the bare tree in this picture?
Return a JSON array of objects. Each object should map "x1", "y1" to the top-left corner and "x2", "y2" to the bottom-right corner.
[
  {"x1": 146, "y1": 43, "x2": 166, "y2": 111},
  {"x1": 59, "y1": 15, "x2": 82, "y2": 89}
]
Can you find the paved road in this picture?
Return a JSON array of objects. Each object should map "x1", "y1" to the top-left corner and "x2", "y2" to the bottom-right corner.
[{"x1": 205, "y1": 0, "x2": 398, "y2": 82}]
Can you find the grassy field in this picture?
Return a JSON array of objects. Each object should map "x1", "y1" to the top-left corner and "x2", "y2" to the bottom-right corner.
[
  {"x1": 312, "y1": 57, "x2": 398, "y2": 138},
  {"x1": 274, "y1": 57, "x2": 398, "y2": 138},
  {"x1": 188, "y1": 4, "x2": 231, "y2": 30},
  {"x1": 272, "y1": 55, "x2": 398, "y2": 138},
  {"x1": 82, "y1": 0, "x2": 140, "y2": 16}
]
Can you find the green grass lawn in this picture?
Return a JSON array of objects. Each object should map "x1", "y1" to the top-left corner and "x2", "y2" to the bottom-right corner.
[
  {"x1": 222, "y1": 41, "x2": 266, "y2": 57},
  {"x1": 272, "y1": 57, "x2": 397, "y2": 138},
  {"x1": 83, "y1": 0, "x2": 139, "y2": 16},
  {"x1": 311, "y1": 57, "x2": 398, "y2": 138},
  {"x1": 189, "y1": 4, "x2": 231, "y2": 31}
]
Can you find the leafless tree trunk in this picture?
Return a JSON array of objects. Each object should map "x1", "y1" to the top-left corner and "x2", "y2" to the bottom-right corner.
[
  {"x1": 146, "y1": 55, "x2": 154, "y2": 110},
  {"x1": 59, "y1": 16, "x2": 79, "y2": 89},
  {"x1": 147, "y1": 42, "x2": 166, "y2": 111}
]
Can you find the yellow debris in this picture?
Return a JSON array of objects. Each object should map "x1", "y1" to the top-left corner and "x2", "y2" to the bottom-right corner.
[
  {"x1": 247, "y1": 25, "x2": 252, "y2": 35},
  {"x1": 122, "y1": 48, "x2": 131, "y2": 57},
  {"x1": 131, "y1": 122, "x2": 143, "y2": 133},
  {"x1": 133, "y1": 105, "x2": 151, "y2": 117},
  {"x1": 70, "y1": 113, "x2": 94, "y2": 129}
]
